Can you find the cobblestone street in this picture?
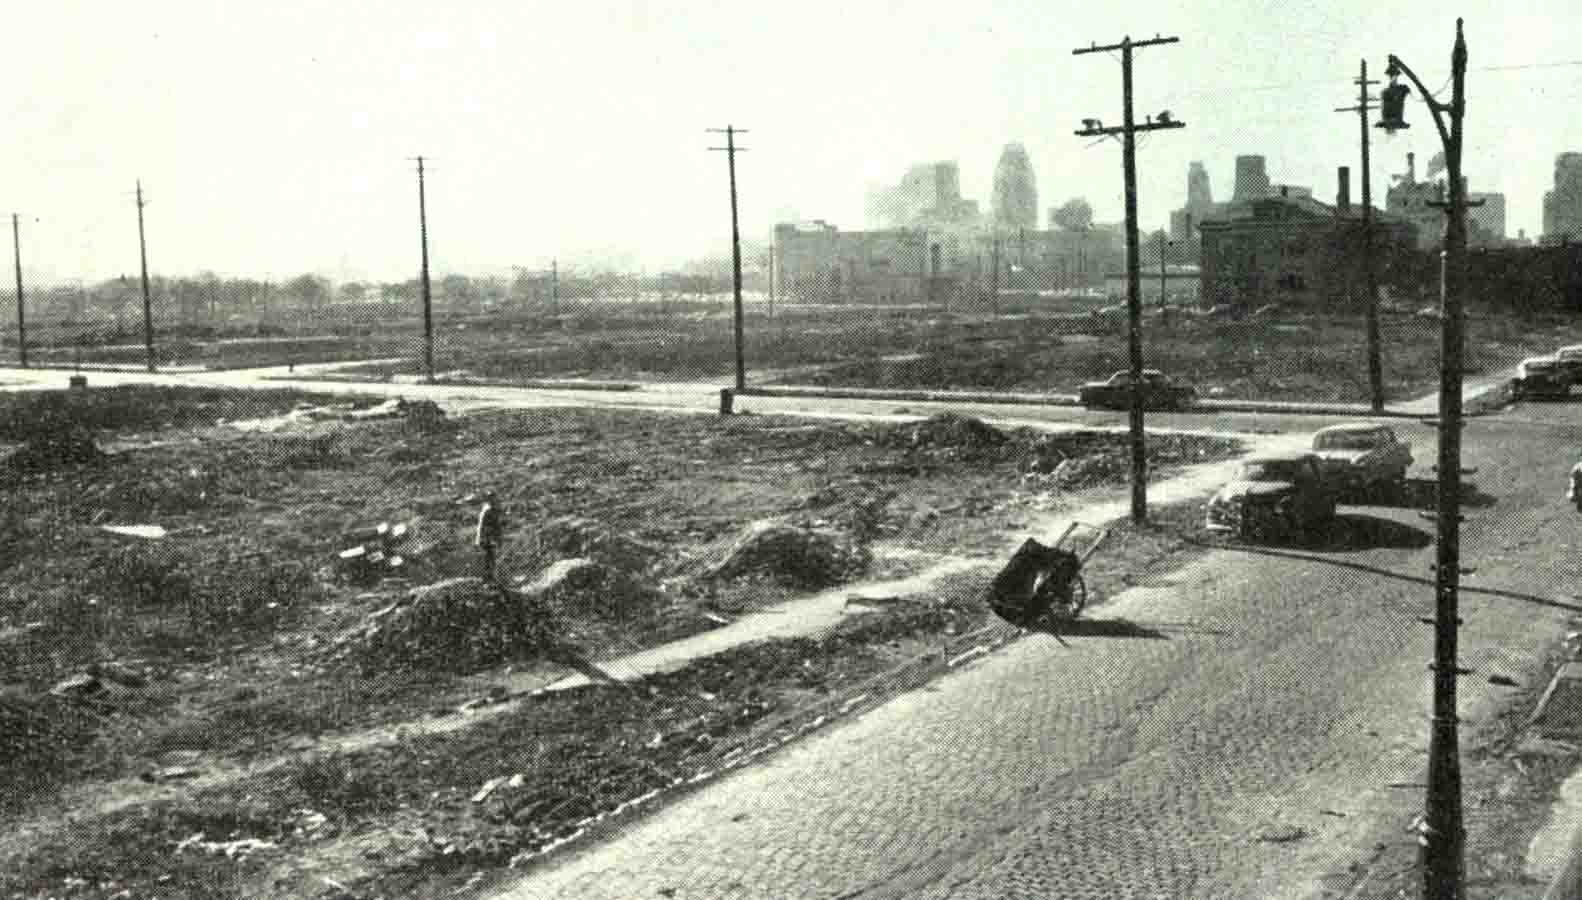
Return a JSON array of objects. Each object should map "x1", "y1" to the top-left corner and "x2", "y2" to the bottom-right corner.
[{"x1": 499, "y1": 412, "x2": 1579, "y2": 899}]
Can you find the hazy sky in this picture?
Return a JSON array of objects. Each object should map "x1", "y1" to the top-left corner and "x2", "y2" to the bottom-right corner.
[{"x1": 7, "y1": 0, "x2": 1581, "y2": 283}]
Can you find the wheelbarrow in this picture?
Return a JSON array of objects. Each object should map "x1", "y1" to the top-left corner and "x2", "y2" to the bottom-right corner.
[{"x1": 985, "y1": 522, "x2": 1109, "y2": 628}]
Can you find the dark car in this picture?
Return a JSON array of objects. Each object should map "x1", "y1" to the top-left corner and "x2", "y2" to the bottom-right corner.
[
  {"x1": 1078, "y1": 369, "x2": 1196, "y2": 411},
  {"x1": 1204, "y1": 450, "x2": 1336, "y2": 539},
  {"x1": 1512, "y1": 355, "x2": 1570, "y2": 400}
]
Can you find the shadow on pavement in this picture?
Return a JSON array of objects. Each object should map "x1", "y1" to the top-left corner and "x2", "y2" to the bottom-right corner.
[
  {"x1": 1186, "y1": 536, "x2": 1582, "y2": 613},
  {"x1": 1032, "y1": 617, "x2": 1169, "y2": 641}
]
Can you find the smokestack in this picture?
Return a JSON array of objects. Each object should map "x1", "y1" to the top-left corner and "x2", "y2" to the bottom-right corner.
[
  {"x1": 1337, "y1": 166, "x2": 1351, "y2": 213},
  {"x1": 1407, "y1": 151, "x2": 1416, "y2": 184}
]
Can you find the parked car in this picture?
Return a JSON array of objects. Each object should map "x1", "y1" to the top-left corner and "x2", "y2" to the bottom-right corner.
[
  {"x1": 1078, "y1": 369, "x2": 1197, "y2": 411},
  {"x1": 1310, "y1": 423, "x2": 1414, "y2": 499},
  {"x1": 1512, "y1": 355, "x2": 1570, "y2": 400},
  {"x1": 1555, "y1": 344, "x2": 1582, "y2": 383},
  {"x1": 1204, "y1": 450, "x2": 1337, "y2": 539}
]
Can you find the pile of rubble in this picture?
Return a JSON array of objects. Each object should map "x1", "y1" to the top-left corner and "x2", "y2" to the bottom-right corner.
[
  {"x1": 699, "y1": 519, "x2": 869, "y2": 590},
  {"x1": 882, "y1": 413, "x2": 1009, "y2": 462},
  {"x1": 327, "y1": 577, "x2": 562, "y2": 674}
]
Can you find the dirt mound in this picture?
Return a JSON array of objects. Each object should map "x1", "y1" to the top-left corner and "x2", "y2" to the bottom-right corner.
[
  {"x1": 329, "y1": 577, "x2": 560, "y2": 674},
  {"x1": 896, "y1": 413, "x2": 1008, "y2": 455},
  {"x1": 3, "y1": 430, "x2": 103, "y2": 473},
  {"x1": 526, "y1": 557, "x2": 661, "y2": 623},
  {"x1": 532, "y1": 517, "x2": 665, "y2": 575},
  {"x1": 700, "y1": 520, "x2": 867, "y2": 589},
  {"x1": 1052, "y1": 450, "x2": 1131, "y2": 488}
]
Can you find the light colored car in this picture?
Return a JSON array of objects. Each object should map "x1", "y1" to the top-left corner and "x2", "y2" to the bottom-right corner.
[
  {"x1": 1555, "y1": 344, "x2": 1582, "y2": 382},
  {"x1": 1513, "y1": 355, "x2": 1570, "y2": 400},
  {"x1": 1310, "y1": 423, "x2": 1414, "y2": 499},
  {"x1": 1205, "y1": 450, "x2": 1336, "y2": 539}
]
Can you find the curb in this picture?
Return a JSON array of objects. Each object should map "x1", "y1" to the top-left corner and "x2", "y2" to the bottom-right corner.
[{"x1": 740, "y1": 384, "x2": 1503, "y2": 421}]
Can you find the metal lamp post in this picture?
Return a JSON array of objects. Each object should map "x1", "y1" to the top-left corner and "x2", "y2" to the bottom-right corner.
[{"x1": 1376, "y1": 17, "x2": 1471, "y2": 900}]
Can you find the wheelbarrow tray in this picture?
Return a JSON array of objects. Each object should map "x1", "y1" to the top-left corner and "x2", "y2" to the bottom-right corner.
[{"x1": 985, "y1": 537, "x2": 1085, "y2": 627}]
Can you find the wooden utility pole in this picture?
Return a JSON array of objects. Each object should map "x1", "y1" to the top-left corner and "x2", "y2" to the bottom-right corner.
[
  {"x1": 414, "y1": 156, "x2": 434, "y2": 381},
  {"x1": 12, "y1": 214, "x2": 26, "y2": 368},
  {"x1": 136, "y1": 180, "x2": 155, "y2": 373},
  {"x1": 708, "y1": 126, "x2": 749, "y2": 392},
  {"x1": 1075, "y1": 34, "x2": 1185, "y2": 523},
  {"x1": 1157, "y1": 231, "x2": 1168, "y2": 309},
  {"x1": 1337, "y1": 59, "x2": 1386, "y2": 412},
  {"x1": 990, "y1": 234, "x2": 1001, "y2": 314}
]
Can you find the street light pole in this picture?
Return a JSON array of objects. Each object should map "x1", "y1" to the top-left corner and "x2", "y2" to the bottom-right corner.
[{"x1": 1379, "y1": 18, "x2": 1471, "y2": 899}]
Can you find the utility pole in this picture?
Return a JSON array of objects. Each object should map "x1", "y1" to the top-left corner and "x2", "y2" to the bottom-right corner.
[
  {"x1": 136, "y1": 180, "x2": 155, "y2": 373},
  {"x1": 708, "y1": 125, "x2": 749, "y2": 392},
  {"x1": 767, "y1": 245, "x2": 776, "y2": 318},
  {"x1": 551, "y1": 258, "x2": 559, "y2": 316},
  {"x1": 413, "y1": 156, "x2": 434, "y2": 381},
  {"x1": 990, "y1": 234, "x2": 1001, "y2": 314},
  {"x1": 1379, "y1": 20, "x2": 1475, "y2": 898},
  {"x1": 1157, "y1": 231, "x2": 1169, "y2": 310},
  {"x1": 1337, "y1": 59, "x2": 1386, "y2": 412},
  {"x1": 12, "y1": 214, "x2": 26, "y2": 368},
  {"x1": 1075, "y1": 34, "x2": 1185, "y2": 523}
]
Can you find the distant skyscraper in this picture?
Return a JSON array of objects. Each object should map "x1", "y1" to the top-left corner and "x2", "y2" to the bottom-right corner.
[
  {"x1": 1187, "y1": 161, "x2": 1213, "y2": 210},
  {"x1": 1544, "y1": 152, "x2": 1582, "y2": 240},
  {"x1": 1171, "y1": 161, "x2": 1218, "y2": 240},
  {"x1": 1232, "y1": 155, "x2": 1271, "y2": 203},
  {"x1": 991, "y1": 143, "x2": 1039, "y2": 230}
]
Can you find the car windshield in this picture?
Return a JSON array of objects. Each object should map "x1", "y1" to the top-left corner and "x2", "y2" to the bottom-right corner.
[
  {"x1": 1240, "y1": 461, "x2": 1301, "y2": 481},
  {"x1": 1315, "y1": 431, "x2": 1381, "y2": 450}
]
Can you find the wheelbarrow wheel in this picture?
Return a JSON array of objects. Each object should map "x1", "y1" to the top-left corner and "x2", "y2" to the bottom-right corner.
[{"x1": 1036, "y1": 573, "x2": 1087, "y2": 624}]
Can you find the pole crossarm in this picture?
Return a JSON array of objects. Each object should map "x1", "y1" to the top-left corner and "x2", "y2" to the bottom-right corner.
[
  {"x1": 1074, "y1": 120, "x2": 1185, "y2": 137},
  {"x1": 1073, "y1": 35, "x2": 1179, "y2": 55}
]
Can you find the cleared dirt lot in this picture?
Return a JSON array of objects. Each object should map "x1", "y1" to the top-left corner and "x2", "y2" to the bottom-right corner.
[{"x1": 0, "y1": 386, "x2": 1240, "y2": 899}]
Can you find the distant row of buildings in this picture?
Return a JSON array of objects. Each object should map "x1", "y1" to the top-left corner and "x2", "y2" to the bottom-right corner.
[{"x1": 772, "y1": 145, "x2": 1582, "y2": 312}]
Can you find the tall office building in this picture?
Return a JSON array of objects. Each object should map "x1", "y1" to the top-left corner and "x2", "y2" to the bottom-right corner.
[
  {"x1": 991, "y1": 143, "x2": 1039, "y2": 231},
  {"x1": 1544, "y1": 152, "x2": 1582, "y2": 240}
]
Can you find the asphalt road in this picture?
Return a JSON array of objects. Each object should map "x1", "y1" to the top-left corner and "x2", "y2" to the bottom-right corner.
[{"x1": 1, "y1": 366, "x2": 1573, "y2": 897}]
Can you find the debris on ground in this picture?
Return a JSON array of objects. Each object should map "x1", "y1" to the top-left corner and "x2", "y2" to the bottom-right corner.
[
  {"x1": 1050, "y1": 451, "x2": 1131, "y2": 489},
  {"x1": 99, "y1": 524, "x2": 169, "y2": 540},
  {"x1": 525, "y1": 557, "x2": 662, "y2": 624},
  {"x1": 328, "y1": 577, "x2": 561, "y2": 674},
  {"x1": 3, "y1": 429, "x2": 103, "y2": 473},
  {"x1": 699, "y1": 519, "x2": 868, "y2": 589},
  {"x1": 895, "y1": 413, "x2": 1007, "y2": 456},
  {"x1": 532, "y1": 516, "x2": 666, "y2": 574}
]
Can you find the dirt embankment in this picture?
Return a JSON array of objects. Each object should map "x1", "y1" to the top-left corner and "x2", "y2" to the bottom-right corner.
[{"x1": 0, "y1": 392, "x2": 1241, "y2": 900}]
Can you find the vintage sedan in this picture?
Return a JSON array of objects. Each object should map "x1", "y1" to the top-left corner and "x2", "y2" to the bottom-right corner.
[
  {"x1": 1310, "y1": 423, "x2": 1413, "y2": 498},
  {"x1": 1556, "y1": 344, "x2": 1582, "y2": 383},
  {"x1": 1204, "y1": 450, "x2": 1337, "y2": 539},
  {"x1": 1078, "y1": 369, "x2": 1197, "y2": 411},
  {"x1": 1512, "y1": 355, "x2": 1570, "y2": 400}
]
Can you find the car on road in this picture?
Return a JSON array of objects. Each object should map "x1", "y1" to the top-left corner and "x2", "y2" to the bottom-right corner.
[
  {"x1": 1512, "y1": 355, "x2": 1570, "y2": 400},
  {"x1": 1555, "y1": 344, "x2": 1582, "y2": 383},
  {"x1": 1078, "y1": 369, "x2": 1196, "y2": 411},
  {"x1": 1205, "y1": 450, "x2": 1337, "y2": 540},
  {"x1": 1310, "y1": 423, "x2": 1413, "y2": 499}
]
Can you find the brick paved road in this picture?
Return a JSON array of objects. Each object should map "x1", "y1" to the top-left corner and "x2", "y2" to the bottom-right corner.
[{"x1": 498, "y1": 412, "x2": 1580, "y2": 900}]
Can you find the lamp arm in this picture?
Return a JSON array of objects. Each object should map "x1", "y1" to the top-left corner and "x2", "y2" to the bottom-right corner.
[{"x1": 1386, "y1": 54, "x2": 1453, "y2": 152}]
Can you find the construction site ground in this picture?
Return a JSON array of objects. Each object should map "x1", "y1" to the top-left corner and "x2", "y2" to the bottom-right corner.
[{"x1": 0, "y1": 384, "x2": 1244, "y2": 900}]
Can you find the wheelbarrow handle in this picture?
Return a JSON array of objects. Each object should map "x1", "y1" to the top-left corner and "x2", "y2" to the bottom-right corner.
[
  {"x1": 1075, "y1": 528, "x2": 1110, "y2": 564},
  {"x1": 1049, "y1": 522, "x2": 1080, "y2": 550}
]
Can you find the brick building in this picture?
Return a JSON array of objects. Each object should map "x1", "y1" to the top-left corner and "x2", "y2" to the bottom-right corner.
[{"x1": 1198, "y1": 183, "x2": 1417, "y2": 310}]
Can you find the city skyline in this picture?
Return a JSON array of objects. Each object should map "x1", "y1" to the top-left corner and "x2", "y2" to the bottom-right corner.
[{"x1": 5, "y1": 0, "x2": 1580, "y2": 285}]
